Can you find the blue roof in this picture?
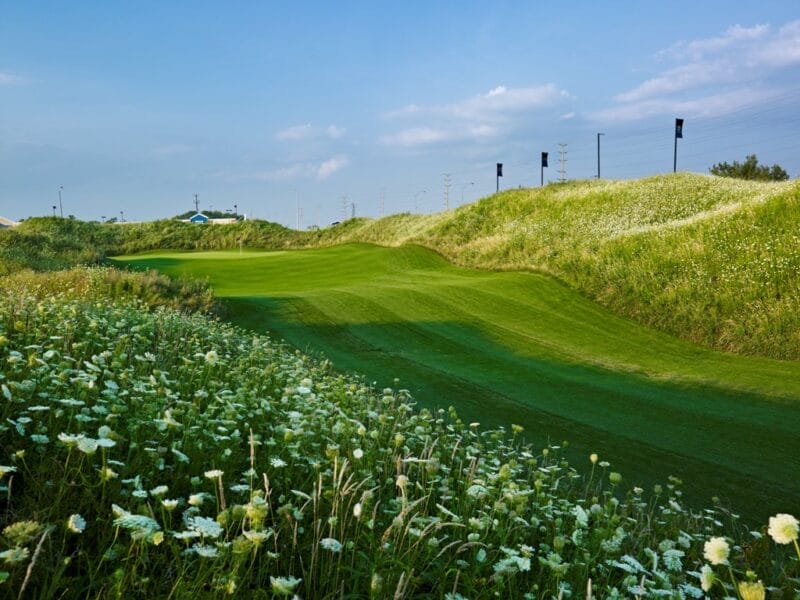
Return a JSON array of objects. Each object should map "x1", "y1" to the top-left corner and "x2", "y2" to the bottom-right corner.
[{"x1": 190, "y1": 213, "x2": 209, "y2": 223}]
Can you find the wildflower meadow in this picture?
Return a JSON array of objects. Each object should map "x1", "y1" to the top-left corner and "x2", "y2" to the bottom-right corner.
[{"x1": 1, "y1": 275, "x2": 798, "y2": 597}]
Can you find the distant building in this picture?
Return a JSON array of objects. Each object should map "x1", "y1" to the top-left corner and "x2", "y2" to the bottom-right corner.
[
  {"x1": 183, "y1": 213, "x2": 239, "y2": 225},
  {"x1": 0, "y1": 216, "x2": 19, "y2": 229},
  {"x1": 189, "y1": 213, "x2": 209, "y2": 224}
]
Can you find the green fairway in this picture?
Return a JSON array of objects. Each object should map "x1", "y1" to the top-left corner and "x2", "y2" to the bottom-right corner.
[{"x1": 113, "y1": 244, "x2": 800, "y2": 522}]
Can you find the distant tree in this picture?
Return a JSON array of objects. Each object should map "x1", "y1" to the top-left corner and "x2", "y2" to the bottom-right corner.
[{"x1": 709, "y1": 154, "x2": 789, "y2": 181}]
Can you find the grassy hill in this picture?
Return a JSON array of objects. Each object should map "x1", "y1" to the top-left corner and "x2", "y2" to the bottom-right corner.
[
  {"x1": 300, "y1": 174, "x2": 800, "y2": 361},
  {"x1": 5, "y1": 174, "x2": 797, "y2": 360}
]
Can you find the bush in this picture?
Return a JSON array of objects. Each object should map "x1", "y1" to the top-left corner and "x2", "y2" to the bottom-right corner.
[{"x1": 710, "y1": 154, "x2": 790, "y2": 181}]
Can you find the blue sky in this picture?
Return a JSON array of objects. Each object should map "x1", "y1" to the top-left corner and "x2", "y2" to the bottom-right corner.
[{"x1": 1, "y1": 1, "x2": 799, "y2": 226}]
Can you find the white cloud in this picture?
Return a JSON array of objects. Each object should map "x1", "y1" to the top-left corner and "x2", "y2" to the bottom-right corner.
[
  {"x1": 380, "y1": 127, "x2": 452, "y2": 147},
  {"x1": 660, "y1": 24, "x2": 769, "y2": 61},
  {"x1": 613, "y1": 60, "x2": 740, "y2": 104},
  {"x1": 755, "y1": 20, "x2": 800, "y2": 67},
  {"x1": 453, "y1": 84, "x2": 568, "y2": 118},
  {"x1": 264, "y1": 163, "x2": 309, "y2": 180},
  {"x1": 385, "y1": 84, "x2": 568, "y2": 122},
  {"x1": 316, "y1": 155, "x2": 349, "y2": 179},
  {"x1": 275, "y1": 123, "x2": 314, "y2": 141},
  {"x1": 593, "y1": 88, "x2": 779, "y2": 123},
  {"x1": 275, "y1": 123, "x2": 347, "y2": 141},
  {"x1": 224, "y1": 155, "x2": 351, "y2": 182},
  {"x1": 326, "y1": 125, "x2": 346, "y2": 139},
  {"x1": 381, "y1": 84, "x2": 569, "y2": 147},
  {"x1": 379, "y1": 124, "x2": 500, "y2": 148},
  {"x1": 597, "y1": 19, "x2": 800, "y2": 123}
]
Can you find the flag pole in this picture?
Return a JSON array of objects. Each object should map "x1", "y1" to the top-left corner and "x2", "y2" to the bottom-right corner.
[
  {"x1": 541, "y1": 152, "x2": 548, "y2": 186},
  {"x1": 674, "y1": 118, "x2": 683, "y2": 173}
]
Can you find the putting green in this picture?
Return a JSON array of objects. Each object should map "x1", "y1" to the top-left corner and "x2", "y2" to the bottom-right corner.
[{"x1": 113, "y1": 244, "x2": 800, "y2": 522}]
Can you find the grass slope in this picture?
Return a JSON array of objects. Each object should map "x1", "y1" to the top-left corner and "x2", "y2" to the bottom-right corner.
[
  {"x1": 299, "y1": 174, "x2": 800, "y2": 360},
  {"x1": 8, "y1": 174, "x2": 798, "y2": 360},
  {"x1": 114, "y1": 244, "x2": 800, "y2": 522}
]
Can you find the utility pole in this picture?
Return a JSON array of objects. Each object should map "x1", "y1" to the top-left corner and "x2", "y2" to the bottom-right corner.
[
  {"x1": 341, "y1": 196, "x2": 349, "y2": 221},
  {"x1": 193, "y1": 193, "x2": 199, "y2": 213},
  {"x1": 443, "y1": 173, "x2": 451, "y2": 210},
  {"x1": 350, "y1": 201, "x2": 356, "y2": 219},
  {"x1": 558, "y1": 144, "x2": 567, "y2": 183},
  {"x1": 597, "y1": 133, "x2": 604, "y2": 179},
  {"x1": 58, "y1": 186, "x2": 63, "y2": 218}
]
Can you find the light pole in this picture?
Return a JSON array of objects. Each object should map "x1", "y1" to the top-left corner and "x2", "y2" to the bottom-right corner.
[
  {"x1": 120, "y1": 210, "x2": 124, "y2": 223},
  {"x1": 597, "y1": 133, "x2": 604, "y2": 179},
  {"x1": 460, "y1": 182, "x2": 474, "y2": 204},
  {"x1": 52, "y1": 205, "x2": 57, "y2": 216},
  {"x1": 58, "y1": 186, "x2": 63, "y2": 218},
  {"x1": 413, "y1": 190, "x2": 426, "y2": 212}
]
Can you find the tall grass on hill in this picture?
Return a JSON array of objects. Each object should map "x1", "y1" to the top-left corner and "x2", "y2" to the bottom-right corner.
[
  {"x1": 0, "y1": 217, "x2": 297, "y2": 276},
  {"x1": 1, "y1": 284, "x2": 798, "y2": 598},
  {"x1": 3, "y1": 266, "x2": 218, "y2": 314},
  {"x1": 307, "y1": 174, "x2": 800, "y2": 360},
  {"x1": 0, "y1": 217, "x2": 116, "y2": 275},
  {"x1": 115, "y1": 218, "x2": 297, "y2": 255},
  {"x1": 6, "y1": 174, "x2": 799, "y2": 360}
]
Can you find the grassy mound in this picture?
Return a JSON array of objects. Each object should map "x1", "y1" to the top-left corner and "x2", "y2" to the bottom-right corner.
[
  {"x1": 6, "y1": 174, "x2": 799, "y2": 360},
  {"x1": 0, "y1": 218, "x2": 116, "y2": 275},
  {"x1": 0, "y1": 217, "x2": 296, "y2": 276},
  {"x1": 1, "y1": 284, "x2": 798, "y2": 598},
  {"x1": 301, "y1": 174, "x2": 800, "y2": 360}
]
